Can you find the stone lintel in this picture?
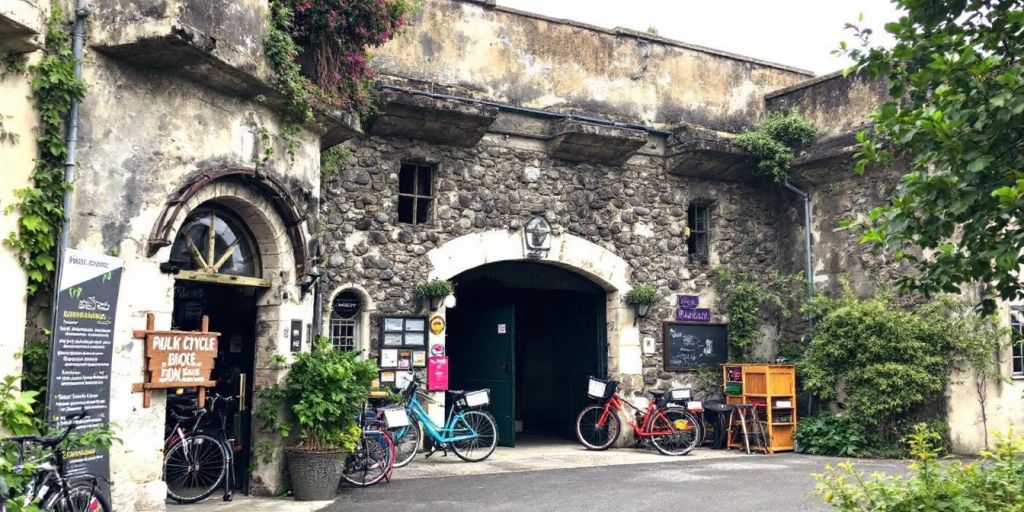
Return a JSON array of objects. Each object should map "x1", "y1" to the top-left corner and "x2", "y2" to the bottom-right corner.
[
  {"x1": 665, "y1": 124, "x2": 750, "y2": 181},
  {"x1": 368, "y1": 89, "x2": 499, "y2": 147},
  {"x1": 0, "y1": 0, "x2": 44, "y2": 53},
  {"x1": 546, "y1": 119, "x2": 647, "y2": 166}
]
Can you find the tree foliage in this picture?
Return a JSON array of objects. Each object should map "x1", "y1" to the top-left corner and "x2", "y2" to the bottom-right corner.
[{"x1": 841, "y1": 0, "x2": 1024, "y2": 312}]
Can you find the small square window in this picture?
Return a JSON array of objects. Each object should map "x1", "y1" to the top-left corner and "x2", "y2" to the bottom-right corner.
[
  {"x1": 687, "y1": 204, "x2": 710, "y2": 263},
  {"x1": 398, "y1": 163, "x2": 434, "y2": 225}
]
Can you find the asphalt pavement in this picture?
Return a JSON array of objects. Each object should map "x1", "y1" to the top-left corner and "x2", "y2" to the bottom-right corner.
[{"x1": 324, "y1": 453, "x2": 908, "y2": 512}]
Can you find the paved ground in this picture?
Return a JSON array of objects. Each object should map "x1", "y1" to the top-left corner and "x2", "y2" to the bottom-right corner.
[
  {"x1": 327, "y1": 453, "x2": 908, "y2": 512},
  {"x1": 182, "y1": 437, "x2": 909, "y2": 512}
]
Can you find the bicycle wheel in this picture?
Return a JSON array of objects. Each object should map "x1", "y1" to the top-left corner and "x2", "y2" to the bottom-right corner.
[
  {"x1": 649, "y1": 407, "x2": 699, "y2": 456},
  {"x1": 391, "y1": 421, "x2": 421, "y2": 468},
  {"x1": 340, "y1": 434, "x2": 389, "y2": 487},
  {"x1": 44, "y1": 481, "x2": 112, "y2": 512},
  {"x1": 163, "y1": 434, "x2": 227, "y2": 503},
  {"x1": 575, "y1": 404, "x2": 620, "y2": 450},
  {"x1": 450, "y1": 410, "x2": 497, "y2": 462}
]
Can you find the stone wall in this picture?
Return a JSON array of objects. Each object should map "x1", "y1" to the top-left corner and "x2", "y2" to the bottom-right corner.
[
  {"x1": 371, "y1": 0, "x2": 813, "y2": 131},
  {"x1": 320, "y1": 132, "x2": 795, "y2": 395}
]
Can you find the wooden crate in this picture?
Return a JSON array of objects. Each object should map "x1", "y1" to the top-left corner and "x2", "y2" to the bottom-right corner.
[{"x1": 722, "y1": 364, "x2": 797, "y2": 453}]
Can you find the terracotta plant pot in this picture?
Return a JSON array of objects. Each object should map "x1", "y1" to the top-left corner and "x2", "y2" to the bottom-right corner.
[{"x1": 285, "y1": 447, "x2": 346, "y2": 501}]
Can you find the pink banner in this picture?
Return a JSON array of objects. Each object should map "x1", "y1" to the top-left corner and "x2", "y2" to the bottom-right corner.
[{"x1": 427, "y1": 356, "x2": 448, "y2": 391}]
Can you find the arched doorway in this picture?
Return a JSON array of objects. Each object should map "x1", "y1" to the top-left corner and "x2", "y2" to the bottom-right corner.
[
  {"x1": 166, "y1": 204, "x2": 267, "y2": 493},
  {"x1": 446, "y1": 261, "x2": 607, "y2": 446}
]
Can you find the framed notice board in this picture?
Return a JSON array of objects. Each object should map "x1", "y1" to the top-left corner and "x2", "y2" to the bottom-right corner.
[
  {"x1": 663, "y1": 322, "x2": 728, "y2": 371},
  {"x1": 380, "y1": 316, "x2": 428, "y2": 347}
]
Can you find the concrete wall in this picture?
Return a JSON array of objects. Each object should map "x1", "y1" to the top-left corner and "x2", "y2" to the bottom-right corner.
[
  {"x1": 0, "y1": 0, "x2": 46, "y2": 384},
  {"x1": 766, "y1": 71, "x2": 887, "y2": 139},
  {"x1": 372, "y1": 0, "x2": 813, "y2": 131}
]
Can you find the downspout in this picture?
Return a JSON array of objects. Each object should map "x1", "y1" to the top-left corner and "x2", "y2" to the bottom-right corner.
[{"x1": 783, "y1": 180, "x2": 815, "y2": 416}]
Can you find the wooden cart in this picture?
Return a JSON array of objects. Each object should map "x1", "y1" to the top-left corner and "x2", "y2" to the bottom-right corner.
[{"x1": 722, "y1": 364, "x2": 797, "y2": 453}]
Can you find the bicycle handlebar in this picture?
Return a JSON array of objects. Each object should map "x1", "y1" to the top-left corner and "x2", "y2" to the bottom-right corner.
[{"x1": 5, "y1": 410, "x2": 87, "y2": 449}]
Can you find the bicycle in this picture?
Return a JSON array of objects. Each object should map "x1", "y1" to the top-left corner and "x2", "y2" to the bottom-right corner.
[
  {"x1": 340, "y1": 405, "x2": 395, "y2": 488},
  {"x1": 1, "y1": 411, "x2": 112, "y2": 512},
  {"x1": 389, "y1": 376, "x2": 497, "y2": 466},
  {"x1": 575, "y1": 377, "x2": 699, "y2": 456},
  {"x1": 162, "y1": 393, "x2": 237, "y2": 504}
]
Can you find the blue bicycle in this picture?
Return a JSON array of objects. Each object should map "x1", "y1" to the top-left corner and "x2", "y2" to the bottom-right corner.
[{"x1": 389, "y1": 376, "x2": 498, "y2": 466}]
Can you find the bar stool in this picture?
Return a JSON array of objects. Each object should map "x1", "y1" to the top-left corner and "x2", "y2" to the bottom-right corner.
[
  {"x1": 702, "y1": 401, "x2": 733, "y2": 450},
  {"x1": 727, "y1": 403, "x2": 769, "y2": 454}
]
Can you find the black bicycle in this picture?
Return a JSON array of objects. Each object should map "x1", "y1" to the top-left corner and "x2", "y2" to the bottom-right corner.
[
  {"x1": 1, "y1": 411, "x2": 111, "y2": 512},
  {"x1": 162, "y1": 394, "x2": 237, "y2": 504}
]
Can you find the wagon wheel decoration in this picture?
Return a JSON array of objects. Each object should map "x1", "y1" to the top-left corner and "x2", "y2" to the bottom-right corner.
[{"x1": 183, "y1": 211, "x2": 240, "y2": 273}]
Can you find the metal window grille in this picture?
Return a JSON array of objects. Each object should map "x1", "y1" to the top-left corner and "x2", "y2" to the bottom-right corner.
[
  {"x1": 398, "y1": 163, "x2": 434, "y2": 225},
  {"x1": 1012, "y1": 306, "x2": 1023, "y2": 377},
  {"x1": 329, "y1": 316, "x2": 359, "y2": 352},
  {"x1": 687, "y1": 204, "x2": 709, "y2": 262}
]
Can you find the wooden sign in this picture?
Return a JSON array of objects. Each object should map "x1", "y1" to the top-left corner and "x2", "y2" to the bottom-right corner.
[{"x1": 132, "y1": 313, "x2": 219, "y2": 407}]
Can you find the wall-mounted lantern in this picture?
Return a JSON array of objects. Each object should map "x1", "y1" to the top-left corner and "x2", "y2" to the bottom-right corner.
[{"x1": 524, "y1": 216, "x2": 552, "y2": 259}]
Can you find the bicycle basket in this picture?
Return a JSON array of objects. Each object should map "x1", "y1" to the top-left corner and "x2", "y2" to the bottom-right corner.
[
  {"x1": 382, "y1": 407, "x2": 410, "y2": 428},
  {"x1": 668, "y1": 388, "x2": 692, "y2": 402},
  {"x1": 461, "y1": 390, "x2": 490, "y2": 408},
  {"x1": 587, "y1": 377, "x2": 617, "y2": 400}
]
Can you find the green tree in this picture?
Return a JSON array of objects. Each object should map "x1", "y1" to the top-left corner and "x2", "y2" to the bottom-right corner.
[{"x1": 842, "y1": 0, "x2": 1024, "y2": 312}]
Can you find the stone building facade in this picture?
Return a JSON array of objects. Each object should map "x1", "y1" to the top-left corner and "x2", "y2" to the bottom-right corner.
[{"x1": 1, "y1": 0, "x2": 1022, "y2": 510}]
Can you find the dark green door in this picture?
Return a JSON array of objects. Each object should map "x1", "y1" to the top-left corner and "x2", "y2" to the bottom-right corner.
[{"x1": 448, "y1": 305, "x2": 516, "y2": 447}]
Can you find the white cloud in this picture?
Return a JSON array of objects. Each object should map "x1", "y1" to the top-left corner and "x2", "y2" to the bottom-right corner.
[{"x1": 497, "y1": 0, "x2": 902, "y2": 75}]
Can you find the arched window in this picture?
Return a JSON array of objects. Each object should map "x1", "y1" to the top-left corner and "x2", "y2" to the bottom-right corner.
[
  {"x1": 329, "y1": 290, "x2": 363, "y2": 351},
  {"x1": 167, "y1": 207, "x2": 266, "y2": 286}
]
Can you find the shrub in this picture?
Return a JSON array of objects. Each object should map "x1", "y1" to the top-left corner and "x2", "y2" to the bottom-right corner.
[
  {"x1": 815, "y1": 425, "x2": 1024, "y2": 511},
  {"x1": 624, "y1": 284, "x2": 658, "y2": 306},
  {"x1": 796, "y1": 413, "x2": 867, "y2": 457},
  {"x1": 734, "y1": 111, "x2": 816, "y2": 183},
  {"x1": 257, "y1": 338, "x2": 377, "y2": 451}
]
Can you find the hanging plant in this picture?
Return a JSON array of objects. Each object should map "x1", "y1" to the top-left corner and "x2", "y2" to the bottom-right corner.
[
  {"x1": 416, "y1": 278, "x2": 453, "y2": 311},
  {"x1": 624, "y1": 284, "x2": 658, "y2": 319}
]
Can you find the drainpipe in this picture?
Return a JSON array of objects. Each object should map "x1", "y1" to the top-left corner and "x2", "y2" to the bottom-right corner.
[{"x1": 783, "y1": 180, "x2": 815, "y2": 416}]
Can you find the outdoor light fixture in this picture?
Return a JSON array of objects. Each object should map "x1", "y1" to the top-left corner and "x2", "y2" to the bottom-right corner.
[
  {"x1": 299, "y1": 270, "x2": 321, "y2": 298},
  {"x1": 524, "y1": 216, "x2": 552, "y2": 258}
]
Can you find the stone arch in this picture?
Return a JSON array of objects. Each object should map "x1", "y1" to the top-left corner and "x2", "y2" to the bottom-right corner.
[
  {"x1": 322, "y1": 283, "x2": 377, "y2": 356},
  {"x1": 426, "y1": 229, "x2": 642, "y2": 379}
]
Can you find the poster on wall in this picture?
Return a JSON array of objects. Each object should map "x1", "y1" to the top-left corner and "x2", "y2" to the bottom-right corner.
[{"x1": 45, "y1": 249, "x2": 124, "y2": 490}]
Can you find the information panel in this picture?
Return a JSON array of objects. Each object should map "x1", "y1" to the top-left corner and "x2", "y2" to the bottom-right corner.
[
  {"x1": 662, "y1": 322, "x2": 728, "y2": 371},
  {"x1": 46, "y1": 249, "x2": 123, "y2": 483}
]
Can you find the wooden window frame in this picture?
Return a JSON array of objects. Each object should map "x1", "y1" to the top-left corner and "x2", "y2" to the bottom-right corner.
[
  {"x1": 687, "y1": 203, "x2": 710, "y2": 263},
  {"x1": 398, "y1": 163, "x2": 435, "y2": 225}
]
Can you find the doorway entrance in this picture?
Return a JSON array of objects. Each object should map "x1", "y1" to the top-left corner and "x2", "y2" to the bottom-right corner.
[
  {"x1": 171, "y1": 281, "x2": 257, "y2": 492},
  {"x1": 446, "y1": 262, "x2": 607, "y2": 447}
]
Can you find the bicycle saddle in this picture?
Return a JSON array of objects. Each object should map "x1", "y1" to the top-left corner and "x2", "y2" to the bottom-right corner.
[
  {"x1": 647, "y1": 389, "x2": 667, "y2": 396},
  {"x1": 446, "y1": 390, "x2": 466, "y2": 397},
  {"x1": 704, "y1": 402, "x2": 734, "y2": 413}
]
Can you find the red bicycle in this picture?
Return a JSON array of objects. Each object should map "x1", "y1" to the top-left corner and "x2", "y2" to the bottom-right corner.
[{"x1": 575, "y1": 377, "x2": 699, "y2": 456}]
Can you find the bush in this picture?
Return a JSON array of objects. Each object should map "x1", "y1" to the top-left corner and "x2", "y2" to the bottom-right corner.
[
  {"x1": 257, "y1": 338, "x2": 377, "y2": 451},
  {"x1": 796, "y1": 413, "x2": 867, "y2": 457},
  {"x1": 734, "y1": 111, "x2": 816, "y2": 183},
  {"x1": 816, "y1": 425, "x2": 1024, "y2": 511}
]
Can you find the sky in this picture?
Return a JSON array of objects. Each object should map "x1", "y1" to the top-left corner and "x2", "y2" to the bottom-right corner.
[{"x1": 497, "y1": 1, "x2": 903, "y2": 75}]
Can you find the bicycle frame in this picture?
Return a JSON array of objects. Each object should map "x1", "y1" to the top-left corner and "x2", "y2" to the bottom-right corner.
[
  {"x1": 598, "y1": 395, "x2": 676, "y2": 437},
  {"x1": 403, "y1": 393, "x2": 478, "y2": 444}
]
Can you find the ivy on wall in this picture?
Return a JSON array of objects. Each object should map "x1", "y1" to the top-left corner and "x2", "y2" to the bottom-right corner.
[
  {"x1": 734, "y1": 111, "x2": 816, "y2": 183},
  {"x1": 4, "y1": 7, "x2": 86, "y2": 295},
  {"x1": 713, "y1": 268, "x2": 803, "y2": 361}
]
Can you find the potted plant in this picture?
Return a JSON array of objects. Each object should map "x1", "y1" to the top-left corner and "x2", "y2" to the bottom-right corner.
[
  {"x1": 625, "y1": 284, "x2": 658, "y2": 320},
  {"x1": 257, "y1": 338, "x2": 376, "y2": 501},
  {"x1": 416, "y1": 278, "x2": 454, "y2": 311}
]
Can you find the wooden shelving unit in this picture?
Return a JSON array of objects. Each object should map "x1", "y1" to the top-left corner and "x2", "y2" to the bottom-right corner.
[{"x1": 722, "y1": 364, "x2": 797, "y2": 453}]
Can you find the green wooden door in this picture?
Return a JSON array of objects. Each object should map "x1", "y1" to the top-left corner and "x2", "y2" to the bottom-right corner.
[{"x1": 448, "y1": 305, "x2": 516, "y2": 447}]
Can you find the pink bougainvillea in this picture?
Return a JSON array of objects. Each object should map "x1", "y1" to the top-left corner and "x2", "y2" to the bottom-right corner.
[{"x1": 277, "y1": 0, "x2": 415, "y2": 113}]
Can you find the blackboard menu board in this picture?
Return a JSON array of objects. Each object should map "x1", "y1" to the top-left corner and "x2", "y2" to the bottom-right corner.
[{"x1": 663, "y1": 322, "x2": 728, "y2": 370}]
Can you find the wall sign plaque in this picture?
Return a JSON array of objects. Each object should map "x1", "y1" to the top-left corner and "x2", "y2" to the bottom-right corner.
[
  {"x1": 675, "y1": 307, "x2": 712, "y2": 323},
  {"x1": 677, "y1": 295, "x2": 700, "y2": 309},
  {"x1": 429, "y1": 315, "x2": 446, "y2": 335},
  {"x1": 132, "y1": 313, "x2": 219, "y2": 407},
  {"x1": 331, "y1": 291, "x2": 361, "y2": 319}
]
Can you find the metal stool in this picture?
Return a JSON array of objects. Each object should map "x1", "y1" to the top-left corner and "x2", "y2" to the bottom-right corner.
[
  {"x1": 727, "y1": 403, "x2": 769, "y2": 454},
  {"x1": 702, "y1": 401, "x2": 733, "y2": 450}
]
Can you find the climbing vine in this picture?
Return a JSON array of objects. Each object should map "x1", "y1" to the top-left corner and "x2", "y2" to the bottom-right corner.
[
  {"x1": 714, "y1": 268, "x2": 803, "y2": 361},
  {"x1": 734, "y1": 111, "x2": 816, "y2": 183},
  {"x1": 4, "y1": 6, "x2": 86, "y2": 295}
]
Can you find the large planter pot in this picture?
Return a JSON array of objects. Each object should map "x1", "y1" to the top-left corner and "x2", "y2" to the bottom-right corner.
[{"x1": 286, "y1": 447, "x2": 346, "y2": 501}]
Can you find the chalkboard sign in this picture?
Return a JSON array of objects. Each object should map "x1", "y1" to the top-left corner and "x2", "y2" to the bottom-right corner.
[{"x1": 663, "y1": 322, "x2": 728, "y2": 370}]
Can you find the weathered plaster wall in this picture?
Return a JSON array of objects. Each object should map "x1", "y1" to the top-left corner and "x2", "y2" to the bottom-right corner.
[
  {"x1": 371, "y1": 0, "x2": 813, "y2": 131},
  {"x1": 319, "y1": 132, "x2": 791, "y2": 398},
  {"x1": 69, "y1": 49, "x2": 321, "y2": 510},
  {"x1": 766, "y1": 71, "x2": 887, "y2": 138}
]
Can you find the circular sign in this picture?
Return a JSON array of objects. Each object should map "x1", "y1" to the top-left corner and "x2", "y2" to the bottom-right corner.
[
  {"x1": 430, "y1": 343, "x2": 445, "y2": 356},
  {"x1": 331, "y1": 291, "x2": 361, "y2": 319},
  {"x1": 429, "y1": 315, "x2": 446, "y2": 335}
]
